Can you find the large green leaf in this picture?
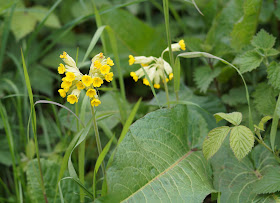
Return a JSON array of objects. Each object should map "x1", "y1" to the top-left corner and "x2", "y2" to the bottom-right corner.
[
  {"x1": 231, "y1": 0, "x2": 262, "y2": 50},
  {"x1": 26, "y1": 159, "x2": 79, "y2": 202},
  {"x1": 107, "y1": 105, "x2": 216, "y2": 202},
  {"x1": 211, "y1": 143, "x2": 280, "y2": 202}
]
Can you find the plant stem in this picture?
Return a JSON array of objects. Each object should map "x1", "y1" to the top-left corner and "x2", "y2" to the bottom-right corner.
[
  {"x1": 163, "y1": 76, "x2": 170, "y2": 108},
  {"x1": 255, "y1": 132, "x2": 273, "y2": 153},
  {"x1": 91, "y1": 106, "x2": 105, "y2": 177},
  {"x1": 270, "y1": 93, "x2": 280, "y2": 151},
  {"x1": 163, "y1": 0, "x2": 175, "y2": 68}
]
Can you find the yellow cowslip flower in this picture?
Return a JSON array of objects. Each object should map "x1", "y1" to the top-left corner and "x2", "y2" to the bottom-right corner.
[
  {"x1": 92, "y1": 77, "x2": 103, "y2": 87},
  {"x1": 179, "y1": 40, "x2": 186, "y2": 51},
  {"x1": 169, "y1": 73, "x2": 174, "y2": 80},
  {"x1": 67, "y1": 89, "x2": 81, "y2": 104},
  {"x1": 130, "y1": 72, "x2": 138, "y2": 82},
  {"x1": 100, "y1": 65, "x2": 110, "y2": 74},
  {"x1": 143, "y1": 78, "x2": 150, "y2": 86},
  {"x1": 94, "y1": 60, "x2": 102, "y2": 69},
  {"x1": 91, "y1": 98, "x2": 101, "y2": 107},
  {"x1": 105, "y1": 72, "x2": 114, "y2": 82},
  {"x1": 86, "y1": 88, "x2": 96, "y2": 98},
  {"x1": 58, "y1": 89, "x2": 66, "y2": 98},
  {"x1": 60, "y1": 51, "x2": 76, "y2": 67},
  {"x1": 129, "y1": 55, "x2": 154, "y2": 66},
  {"x1": 129, "y1": 55, "x2": 173, "y2": 88},
  {"x1": 76, "y1": 81, "x2": 85, "y2": 90},
  {"x1": 107, "y1": 57, "x2": 114, "y2": 66},
  {"x1": 65, "y1": 72, "x2": 75, "y2": 82},
  {"x1": 129, "y1": 55, "x2": 135, "y2": 65},
  {"x1": 58, "y1": 63, "x2": 65, "y2": 74},
  {"x1": 82, "y1": 75, "x2": 93, "y2": 87},
  {"x1": 67, "y1": 95, "x2": 78, "y2": 104},
  {"x1": 61, "y1": 81, "x2": 72, "y2": 90},
  {"x1": 154, "y1": 84, "x2": 160, "y2": 89}
]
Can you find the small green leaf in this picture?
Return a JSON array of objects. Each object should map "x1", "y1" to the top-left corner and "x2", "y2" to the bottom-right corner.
[
  {"x1": 254, "y1": 167, "x2": 280, "y2": 194},
  {"x1": 257, "y1": 116, "x2": 272, "y2": 131},
  {"x1": 266, "y1": 48, "x2": 280, "y2": 56},
  {"x1": 26, "y1": 139, "x2": 35, "y2": 159},
  {"x1": 194, "y1": 66, "x2": 221, "y2": 93},
  {"x1": 203, "y1": 126, "x2": 231, "y2": 160},
  {"x1": 267, "y1": 61, "x2": 280, "y2": 89},
  {"x1": 230, "y1": 125, "x2": 254, "y2": 160},
  {"x1": 234, "y1": 50, "x2": 263, "y2": 73},
  {"x1": 214, "y1": 112, "x2": 242, "y2": 126},
  {"x1": 251, "y1": 29, "x2": 276, "y2": 49}
]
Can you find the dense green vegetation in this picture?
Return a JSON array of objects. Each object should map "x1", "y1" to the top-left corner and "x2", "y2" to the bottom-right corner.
[{"x1": 1, "y1": 0, "x2": 280, "y2": 202}]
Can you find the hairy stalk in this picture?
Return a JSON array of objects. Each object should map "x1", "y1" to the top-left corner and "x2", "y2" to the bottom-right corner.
[{"x1": 91, "y1": 106, "x2": 105, "y2": 176}]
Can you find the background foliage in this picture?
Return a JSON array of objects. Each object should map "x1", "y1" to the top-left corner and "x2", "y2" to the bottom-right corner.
[{"x1": 1, "y1": 0, "x2": 280, "y2": 202}]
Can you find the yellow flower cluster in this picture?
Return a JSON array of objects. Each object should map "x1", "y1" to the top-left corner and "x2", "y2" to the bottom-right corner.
[
  {"x1": 57, "y1": 52, "x2": 114, "y2": 107},
  {"x1": 129, "y1": 40, "x2": 185, "y2": 89}
]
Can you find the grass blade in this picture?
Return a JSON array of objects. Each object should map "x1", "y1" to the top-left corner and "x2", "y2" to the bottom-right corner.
[
  {"x1": 21, "y1": 50, "x2": 48, "y2": 203},
  {"x1": 270, "y1": 93, "x2": 280, "y2": 151}
]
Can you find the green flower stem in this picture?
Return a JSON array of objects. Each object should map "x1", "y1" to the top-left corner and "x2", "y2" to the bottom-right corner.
[
  {"x1": 163, "y1": 76, "x2": 170, "y2": 108},
  {"x1": 91, "y1": 106, "x2": 105, "y2": 177},
  {"x1": 76, "y1": 102, "x2": 85, "y2": 203},
  {"x1": 163, "y1": 0, "x2": 175, "y2": 69}
]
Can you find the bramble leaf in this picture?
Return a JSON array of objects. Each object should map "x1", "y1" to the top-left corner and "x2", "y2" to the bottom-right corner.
[
  {"x1": 222, "y1": 87, "x2": 247, "y2": 106},
  {"x1": 256, "y1": 116, "x2": 272, "y2": 131},
  {"x1": 252, "y1": 83, "x2": 277, "y2": 116},
  {"x1": 107, "y1": 105, "x2": 216, "y2": 202},
  {"x1": 251, "y1": 29, "x2": 276, "y2": 49},
  {"x1": 203, "y1": 126, "x2": 231, "y2": 160},
  {"x1": 266, "y1": 48, "x2": 280, "y2": 56},
  {"x1": 267, "y1": 62, "x2": 280, "y2": 90},
  {"x1": 194, "y1": 66, "x2": 221, "y2": 93},
  {"x1": 230, "y1": 125, "x2": 254, "y2": 160},
  {"x1": 234, "y1": 50, "x2": 263, "y2": 73},
  {"x1": 214, "y1": 112, "x2": 242, "y2": 126}
]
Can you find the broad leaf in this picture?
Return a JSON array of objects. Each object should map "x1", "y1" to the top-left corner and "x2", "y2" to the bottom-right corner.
[
  {"x1": 230, "y1": 125, "x2": 254, "y2": 160},
  {"x1": 254, "y1": 167, "x2": 280, "y2": 194},
  {"x1": 234, "y1": 50, "x2": 263, "y2": 73},
  {"x1": 26, "y1": 159, "x2": 79, "y2": 202},
  {"x1": 222, "y1": 87, "x2": 247, "y2": 106},
  {"x1": 267, "y1": 62, "x2": 280, "y2": 89},
  {"x1": 203, "y1": 126, "x2": 231, "y2": 160},
  {"x1": 251, "y1": 29, "x2": 276, "y2": 49},
  {"x1": 231, "y1": 0, "x2": 262, "y2": 50},
  {"x1": 214, "y1": 112, "x2": 242, "y2": 126},
  {"x1": 107, "y1": 105, "x2": 216, "y2": 202},
  {"x1": 211, "y1": 143, "x2": 280, "y2": 202},
  {"x1": 194, "y1": 66, "x2": 221, "y2": 93},
  {"x1": 252, "y1": 83, "x2": 277, "y2": 116}
]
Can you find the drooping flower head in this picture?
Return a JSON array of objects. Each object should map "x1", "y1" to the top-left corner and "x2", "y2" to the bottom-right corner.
[
  {"x1": 129, "y1": 40, "x2": 185, "y2": 89},
  {"x1": 58, "y1": 51, "x2": 114, "y2": 107}
]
